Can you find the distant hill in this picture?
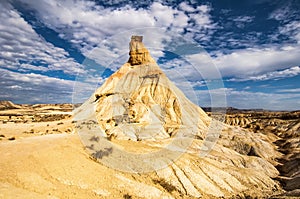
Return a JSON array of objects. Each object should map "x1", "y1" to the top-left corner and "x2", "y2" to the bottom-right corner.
[
  {"x1": 0, "y1": 101, "x2": 22, "y2": 110},
  {"x1": 202, "y1": 107, "x2": 266, "y2": 113}
]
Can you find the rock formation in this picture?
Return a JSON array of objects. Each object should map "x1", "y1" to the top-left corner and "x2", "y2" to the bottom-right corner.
[
  {"x1": 0, "y1": 100, "x2": 21, "y2": 110},
  {"x1": 73, "y1": 36, "x2": 284, "y2": 198},
  {"x1": 128, "y1": 35, "x2": 155, "y2": 65},
  {"x1": 92, "y1": 35, "x2": 210, "y2": 141}
]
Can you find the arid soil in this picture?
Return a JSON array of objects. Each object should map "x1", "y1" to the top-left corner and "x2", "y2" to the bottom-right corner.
[
  {"x1": 0, "y1": 101, "x2": 299, "y2": 198},
  {"x1": 0, "y1": 102, "x2": 73, "y2": 141},
  {"x1": 220, "y1": 109, "x2": 300, "y2": 198},
  {"x1": 71, "y1": 36, "x2": 284, "y2": 198}
]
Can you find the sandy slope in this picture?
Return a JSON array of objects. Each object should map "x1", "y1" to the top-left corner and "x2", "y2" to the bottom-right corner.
[
  {"x1": 0, "y1": 119, "x2": 72, "y2": 141},
  {"x1": 1, "y1": 106, "x2": 299, "y2": 198},
  {"x1": 0, "y1": 133, "x2": 131, "y2": 199},
  {"x1": 0, "y1": 121, "x2": 284, "y2": 199}
]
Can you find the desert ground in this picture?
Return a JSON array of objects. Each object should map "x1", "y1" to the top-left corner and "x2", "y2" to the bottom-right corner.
[{"x1": 0, "y1": 101, "x2": 299, "y2": 198}]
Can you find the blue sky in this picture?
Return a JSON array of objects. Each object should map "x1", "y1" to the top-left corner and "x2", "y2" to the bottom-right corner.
[{"x1": 0, "y1": 0, "x2": 299, "y2": 110}]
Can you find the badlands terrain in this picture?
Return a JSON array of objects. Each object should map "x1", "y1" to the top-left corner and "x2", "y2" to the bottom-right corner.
[
  {"x1": 0, "y1": 101, "x2": 299, "y2": 198},
  {"x1": 1, "y1": 36, "x2": 299, "y2": 198}
]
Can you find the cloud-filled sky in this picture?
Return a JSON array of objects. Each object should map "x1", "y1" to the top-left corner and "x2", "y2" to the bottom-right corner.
[{"x1": 0, "y1": 0, "x2": 299, "y2": 110}]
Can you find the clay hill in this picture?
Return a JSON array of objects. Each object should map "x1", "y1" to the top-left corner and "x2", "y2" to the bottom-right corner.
[
  {"x1": 0, "y1": 36, "x2": 299, "y2": 198},
  {"x1": 72, "y1": 36, "x2": 284, "y2": 198},
  {"x1": 222, "y1": 109, "x2": 300, "y2": 197},
  {"x1": 75, "y1": 35, "x2": 210, "y2": 141},
  {"x1": 0, "y1": 100, "x2": 22, "y2": 110}
]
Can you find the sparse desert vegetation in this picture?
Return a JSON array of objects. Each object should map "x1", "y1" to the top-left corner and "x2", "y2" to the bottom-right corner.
[
  {"x1": 0, "y1": 104, "x2": 299, "y2": 198},
  {"x1": 0, "y1": 101, "x2": 74, "y2": 141},
  {"x1": 1, "y1": 103, "x2": 299, "y2": 198}
]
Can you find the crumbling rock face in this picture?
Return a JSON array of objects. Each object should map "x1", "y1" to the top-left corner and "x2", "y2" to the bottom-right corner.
[
  {"x1": 0, "y1": 100, "x2": 22, "y2": 110},
  {"x1": 128, "y1": 36, "x2": 155, "y2": 65},
  {"x1": 217, "y1": 110, "x2": 300, "y2": 197},
  {"x1": 73, "y1": 36, "x2": 285, "y2": 198},
  {"x1": 93, "y1": 35, "x2": 210, "y2": 141}
]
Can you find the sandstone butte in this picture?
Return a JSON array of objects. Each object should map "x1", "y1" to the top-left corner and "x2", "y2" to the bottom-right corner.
[
  {"x1": 71, "y1": 36, "x2": 284, "y2": 198},
  {"x1": 92, "y1": 35, "x2": 210, "y2": 141}
]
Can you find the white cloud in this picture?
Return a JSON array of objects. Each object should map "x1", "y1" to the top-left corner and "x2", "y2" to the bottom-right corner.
[
  {"x1": 233, "y1": 16, "x2": 254, "y2": 23},
  {"x1": 186, "y1": 5, "x2": 216, "y2": 39},
  {"x1": 196, "y1": 88, "x2": 300, "y2": 110},
  {"x1": 18, "y1": 64, "x2": 49, "y2": 72},
  {"x1": 229, "y1": 66, "x2": 300, "y2": 81},
  {"x1": 1, "y1": 0, "x2": 218, "y2": 104},
  {"x1": 16, "y1": 0, "x2": 216, "y2": 69},
  {"x1": 179, "y1": 2, "x2": 196, "y2": 12},
  {"x1": 150, "y1": 2, "x2": 177, "y2": 26},
  {"x1": 159, "y1": 56, "x2": 226, "y2": 106},
  {"x1": 178, "y1": 3, "x2": 213, "y2": 30},
  {"x1": 0, "y1": 68, "x2": 76, "y2": 88},
  {"x1": 269, "y1": 3, "x2": 300, "y2": 44},
  {"x1": 278, "y1": 21, "x2": 300, "y2": 43},
  {"x1": 231, "y1": 15, "x2": 254, "y2": 28},
  {"x1": 17, "y1": 1, "x2": 159, "y2": 48},
  {"x1": 196, "y1": 5, "x2": 210, "y2": 13},
  {"x1": 161, "y1": 40, "x2": 299, "y2": 83},
  {"x1": 158, "y1": 58, "x2": 202, "y2": 104},
  {"x1": 214, "y1": 46, "x2": 300, "y2": 78},
  {"x1": 185, "y1": 53, "x2": 223, "y2": 80},
  {"x1": 160, "y1": 52, "x2": 222, "y2": 83},
  {"x1": 1, "y1": 0, "x2": 298, "y2": 110},
  {"x1": 0, "y1": 1, "x2": 84, "y2": 75},
  {"x1": 276, "y1": 88, "x2": 300, "y2": 93},
  {"x1": 0, "y1": 68, "x2": 95, "y2": 103},
  {"x1": 8, "y1": 85, "x2": 22, "y2": 89},
  {"x1": 7, "y1": 0, "x2": 299, "y2": 82},
  {"x1": 269, "y1": 8, "x2": 288, "y2": 21},
  {"x1": 268, "y1": 3, "x2": 297, "y2": 22}
]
